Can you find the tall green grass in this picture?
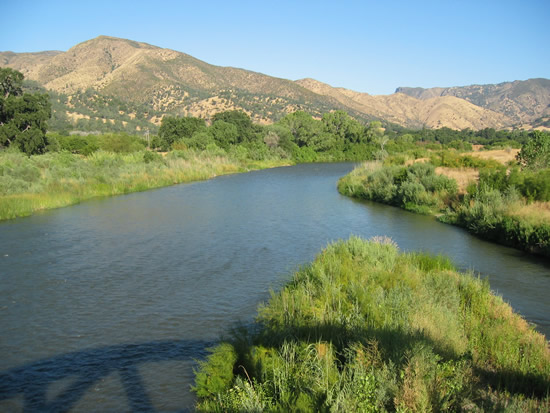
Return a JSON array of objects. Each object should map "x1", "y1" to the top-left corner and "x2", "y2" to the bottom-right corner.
[
  {"x1": 339, "y1": 162, "x2": 550, "y2": 257},
  {"x1": 337, "y1": 161, "x2": 458, "y2": 215},
  {"x1": 193, "y1": 237, "x2": 550, "y2": 412},
  {"x1": 446, "y1": 185, "x2": 550, "y2": 256},
  {"x1": 0, "y1": 149, "x2": 291, "y2": 220}
]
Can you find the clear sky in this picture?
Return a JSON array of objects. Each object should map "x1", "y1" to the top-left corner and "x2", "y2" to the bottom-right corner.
[{"x1": 1, "y1": 0, "x2": 548, "y2": 95}]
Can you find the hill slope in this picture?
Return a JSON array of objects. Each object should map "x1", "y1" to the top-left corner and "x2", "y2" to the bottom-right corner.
[
  {"x1": 396, "y1": 79, "x2": 550, "y2": 126},
  {"x1": 1, "y1": 36, "x2": 547, "y2": 132},
  {"x1": 1, "y1": 36, "x2": 370, "y2": 129},
  {"x1": 296, "y1": 78, "x2": 512, "y2": 130}
]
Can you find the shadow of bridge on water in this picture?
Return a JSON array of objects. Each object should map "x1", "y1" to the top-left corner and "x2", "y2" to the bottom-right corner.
[{"x1": 0, "y1": 339, "x2": 214, "y2": 412}]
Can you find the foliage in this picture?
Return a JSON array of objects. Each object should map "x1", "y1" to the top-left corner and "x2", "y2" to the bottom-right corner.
[
  {"x1": 209, "y1": 120, "x2": 239, "y2": 150},
  {"x1": 0, "y1": 149, "x2": 290, "y2": 220},
  {"x1": 158, "y1": 116, "x2": 206, "y2": 150},
  {"x1": 451, "y1": 184, "x2": 550, "y2": 256},
  {"x1": 339, "y1": 161, "x2": 550, "y2": 257},
  {"x1": 390, "y1": 126, "x2": 529, "y2": 148},
  {"x1": 0, "y1": 69, "x2": 51, "y2": 155},
  {"x1": 429, "y1": 150, "x2": 501, "y2": 169},
  {"x1": 212, "y1": 110, "x2": 260, "y2": 143},
  {"x1": 516, "y1": 130, "x2": 550, "y2": 170},
  {"x1": 338, "y1": 162, "x2": 457, "y2": 215},
  {"x1": 0, "y1": 68, "x2": 24, "y2": 97},
  {"x1": 54, "y1": 133, "x2": 100, "y2": 155},
  {"x1": 194, "y1": 237, "x2": 550, "y2": 412},
  {"x1": 49, "y1": 132, "x2": 147, "y2": 155},
  {"x1": 478, "y1": 166, "x2": 550, "y2": 202}
]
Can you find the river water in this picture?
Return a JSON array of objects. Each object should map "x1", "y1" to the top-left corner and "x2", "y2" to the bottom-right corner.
[{"x1": 1, "y1": 163, "x2": 548, "y2": 411}]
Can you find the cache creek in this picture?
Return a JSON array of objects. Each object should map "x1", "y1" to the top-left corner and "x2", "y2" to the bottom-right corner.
[{"x1": 1, "y1": 163, "x2": 548, "y2": 412}]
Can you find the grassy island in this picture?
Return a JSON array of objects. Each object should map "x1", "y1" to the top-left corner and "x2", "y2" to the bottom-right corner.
[{"x1": 193, "y1": 237, "x2": 549, "y2": 412}]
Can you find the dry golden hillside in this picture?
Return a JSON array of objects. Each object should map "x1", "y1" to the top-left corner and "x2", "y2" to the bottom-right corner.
[
  {"x1": 1, "y1": 35, "x2": 545, "y2": 131},
  {"x1": 296, "y1": 78, "x2": 513, "y2": 130}
]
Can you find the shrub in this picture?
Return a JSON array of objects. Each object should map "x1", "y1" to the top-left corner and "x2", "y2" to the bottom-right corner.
[
  {"x1": 143, "y1": 151, "x2": 162, "y2": 164},
  {"x1": 97, "y1": 133, "x2": 145, "y2": 153}
]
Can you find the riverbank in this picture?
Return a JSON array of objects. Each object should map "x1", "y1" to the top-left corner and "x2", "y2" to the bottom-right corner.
[
  {"x1": 193, "y1": 237, "x2": 550, "y2": 411},
  {"x1": 0, "y1": 149, "x2": 291, "y2": 221},
  {"x1": 338, "y1": 161, "x2": 550, "y2": 258}
]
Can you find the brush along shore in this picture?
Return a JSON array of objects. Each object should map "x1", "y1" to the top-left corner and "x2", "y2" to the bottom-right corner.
[
  {"x1": 338, "y1": 161, "x2": 550, "y2": 257},
  {"x1": 193, "y1": 237, "x2": 550, "y2": 412},
  {"x1": 0, "y1": 149, "x2": 291, "y2": 221}
]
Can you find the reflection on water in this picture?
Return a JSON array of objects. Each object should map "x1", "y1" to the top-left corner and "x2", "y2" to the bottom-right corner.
[{"x1": 1, "y1": 163, "x2": 548, "y2": 411}]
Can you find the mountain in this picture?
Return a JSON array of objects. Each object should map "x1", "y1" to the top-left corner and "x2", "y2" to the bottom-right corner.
[
  {"x1": 0, "y1": 36, "x2": 373, "y2": 131},
  {"x1": 396, "y1": 79, "x2": 550, "y2": 127},
  {"x1": 1, "y1": 36, "x2": 547, "y2": 132},
  {"x1": 296, "y1": 78, "x2": 512, "y2": 130}
]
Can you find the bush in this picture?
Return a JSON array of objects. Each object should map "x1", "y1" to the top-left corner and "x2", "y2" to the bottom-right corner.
[
  {"x1": 56, "y1": 134, "x2": 100, "y2": 155},
  {"x1": 143, "y1": 150, "x2": 162, "y2": 164},
  {"x1": 97, "y1": 133, "x2": 145, "y2": 153},
  {"x1": 292, "y1": 146, "x2": 318, "y2": 162}
]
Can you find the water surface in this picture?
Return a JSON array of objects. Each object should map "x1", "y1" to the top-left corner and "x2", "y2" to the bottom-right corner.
[{"x1": 1, "y1": 163, "x2": 548, "y2": 411}]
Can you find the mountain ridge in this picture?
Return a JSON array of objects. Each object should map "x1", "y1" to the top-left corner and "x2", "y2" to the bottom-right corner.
[
  {"x1": 295, "y1": 78, "x2": 513, "y2": 130},
  {"x1": 1, "y1": 35, "x2": 548, "y2": 132},
  {"x1": 395, "y1": 78, "x2": 550, "y2": 125}
]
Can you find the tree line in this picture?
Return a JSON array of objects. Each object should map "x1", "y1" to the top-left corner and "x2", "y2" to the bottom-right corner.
[{"x1": 1, "y1": 67, "x2": 546, "y2": 161}]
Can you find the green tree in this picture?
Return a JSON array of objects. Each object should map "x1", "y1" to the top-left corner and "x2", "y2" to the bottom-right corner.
[
  {"x1": 365, "y1": 121, "x2": 385, "y2": 142},
  {"x1": 158, "y1": 116, "x2": 205, "y2": 150},
  {"x1": 210, "y1": 120, "x2": 238, "y2": 150},
  {"x1": 0, "y1": 68, "x2": 51, "y2": 155},
  {"x1": 0, "y1": 68, "x2": 23, "y2": 98},
  {"x1": 517, "y1": 130, "x2": 550, "y2": 170},
  {"x1": 212, "y1": 110, "x2": 258, "y2": 143},
  {"x1": 321, "y1": 110, "x2": 363, "y2": 146},
  {"x1": 187, "y1": 131, "x2": 214, "y2": 150},
  {"x1": 278, "y1": 111, "x2": 321, "y2": 148}
]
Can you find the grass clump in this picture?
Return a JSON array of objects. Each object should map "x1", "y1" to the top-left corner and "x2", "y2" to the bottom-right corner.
[{"x1": 193, "y1": 237, "x2": 550, "y2": 412}]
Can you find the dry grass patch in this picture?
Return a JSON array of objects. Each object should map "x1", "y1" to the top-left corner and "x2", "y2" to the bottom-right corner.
[
  {"x1": 506, "y1": 201, "x2": 550, "y2": 225},
  {"x1": 404, "y1": 157, "x2": 429, "y2": 166},
  {"x1": 469, "y1": 148, "x2": 519, "y2": 164},
  {"x1": 435, "y1": 167, "x2": 478, "y2": 193}
]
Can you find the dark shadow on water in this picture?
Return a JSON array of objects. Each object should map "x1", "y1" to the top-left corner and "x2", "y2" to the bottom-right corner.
[{"x1": 0, "y1": 339, "x2": 214, "y2": 412}]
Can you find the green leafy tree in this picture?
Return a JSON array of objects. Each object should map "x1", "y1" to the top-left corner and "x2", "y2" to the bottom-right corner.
[
  {"x1": 0, "y1": 68, "x2": 51, "y2": 155},
  {"x1": 210, "y1": 120, "x2": 238, "y2": 150},
  {"x1": 321, "y1": 110, "x2": 364, "y2": 146},
  {"x1": 278, "y1": 111, "x2": 322, "y2": 148},
  {"x1": 212, "y1": 110, "x2": 258, "y2": 143},
  {"x1": 187, "y1": 131, "x2": 214, "y2": 150},
  {"x1": 0, "y1": 68, "x2": 23, "y2": 98},
  {"x1": 517, "y1": 130, "x2": 550, "y2": 170},
  {"x1": 158, "y1": 116, "x2": 205, "y2": 150},
  {"x1": 263, "y1": 124, "x2": 296, "y2": 153},
  {"x1": 365, "y1": 121, "x2": 385, "y2": 142}
]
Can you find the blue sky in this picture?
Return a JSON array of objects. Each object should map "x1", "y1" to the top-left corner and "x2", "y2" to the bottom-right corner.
[{"x1": 1, "y1": 0, "x2": 548, "y2": 95}]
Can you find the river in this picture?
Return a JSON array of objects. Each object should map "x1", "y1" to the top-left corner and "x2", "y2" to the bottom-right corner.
[{"x1": 1, "y1": 163, "x2": 548, "y2": 411}]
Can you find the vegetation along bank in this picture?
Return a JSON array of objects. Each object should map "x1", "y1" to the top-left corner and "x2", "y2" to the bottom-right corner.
[
  {"x1": 193, "y1": 237, "x2": 550, "y2": 412},
  {"x1": 338, "y1": 131, "x2": 550, "y2": 258},
  {"x1": 1, "y1": 67, "x2": 545, "y2": 235}
]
